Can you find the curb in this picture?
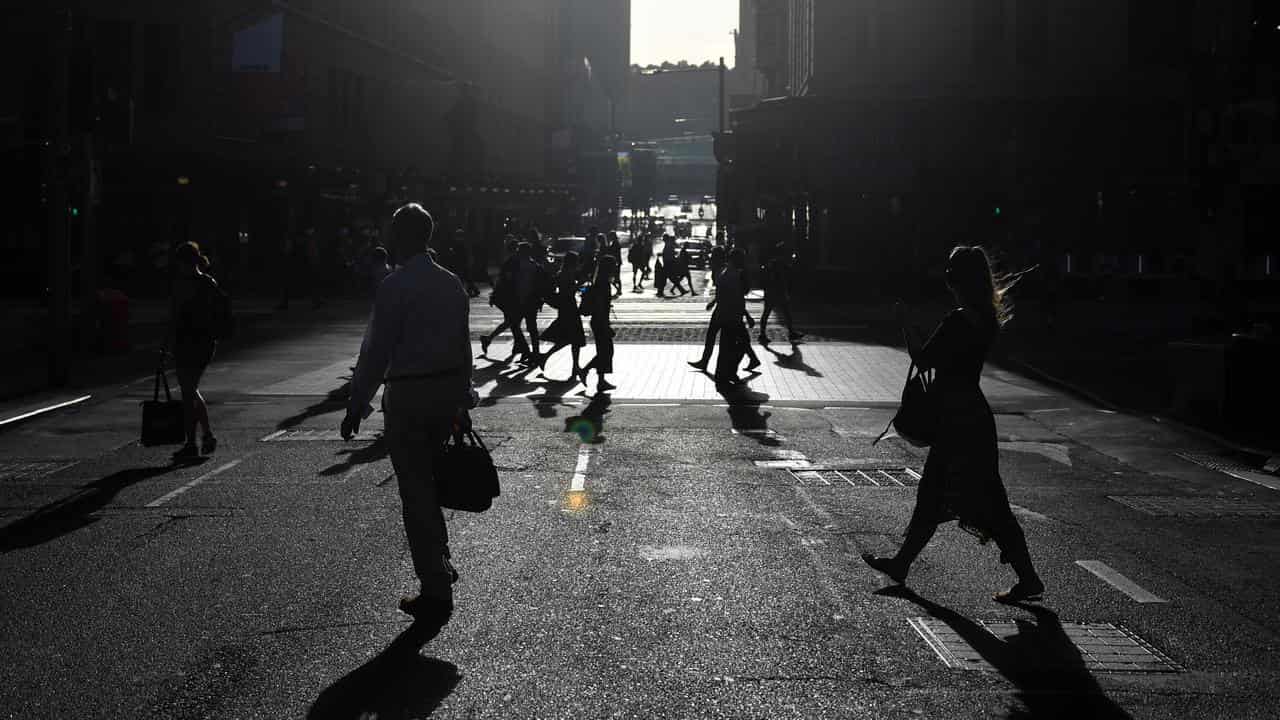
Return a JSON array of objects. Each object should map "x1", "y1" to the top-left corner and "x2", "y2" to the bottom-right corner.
[{"x1": 1004, "y1": 355, "x2": 1280, "y2": 460}]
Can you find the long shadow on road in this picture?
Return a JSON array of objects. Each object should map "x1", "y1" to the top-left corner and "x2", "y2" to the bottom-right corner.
[
  {"x1": 876, "y1": 586, "x2": 1131, "y2": 719},
  {"x1": 308, "y1": 623, "x2": 460, "y2": 719},
  {"x1": 0, "y1": 463, "x2": 185, "y2": 553}
]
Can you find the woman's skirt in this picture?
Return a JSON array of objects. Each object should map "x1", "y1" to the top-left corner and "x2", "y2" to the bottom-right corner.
[
  {"x1": 543, "y1": 307, "x2": 585, "y2": 348},
  {"x1": 589, "y1": 317, "x2": 614, "y2": 373},
  {"x1": 907, "y1": 388, "x2": 1017, "y2": 545}
]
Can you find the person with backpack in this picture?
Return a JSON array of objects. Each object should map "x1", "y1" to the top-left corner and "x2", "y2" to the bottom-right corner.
[{"x1": 166, "y1": 241, "x2": 227, "y2": 460}]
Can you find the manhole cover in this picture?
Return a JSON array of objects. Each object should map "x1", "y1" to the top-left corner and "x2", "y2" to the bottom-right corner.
[
  {"x1": 910, "y1": 618, "x2": 1183, "y2": 674},
  {"x1": 0, "y1": 460, "x2": 78, "y2": 481},
  {"x1": 790, "y1": 466, "x2": 920, "y2": 487},
  {"x1": 1108, "y1": 495, "x2": 1280, "y2": 518},
  {"x1": 260, "y1": 430, "x2": 379, "y2": 442}
]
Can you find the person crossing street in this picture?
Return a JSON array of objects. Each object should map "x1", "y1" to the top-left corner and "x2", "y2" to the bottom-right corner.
[{"x1": 341, "y1": 203, "x2": 478, "y2": 633}]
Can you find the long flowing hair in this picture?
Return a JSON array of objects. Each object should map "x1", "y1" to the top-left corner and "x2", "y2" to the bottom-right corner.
[{"x1": 945, "y1": 246, "x2": 1034, "y2": 328}]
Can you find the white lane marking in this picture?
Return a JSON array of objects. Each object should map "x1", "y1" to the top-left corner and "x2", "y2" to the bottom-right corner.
[
  {"x1": 1000, "y1": 441, "x2": 1073, "y2": 467},
  {"x1": 570, "y1": 445, "x2": 591, "y2": 492},
  {"x1": 0, "y1": 395, "x2": 92, "y2": 427},
  {"x1": 146, "y1": 459, "x2": 244, "y2": 507},
  {"x1": 259, "y1": 429, "x2": 287, "y2": 441},
  {"x1": 1075, "y1": 560, "x2": 1166, "y2": 603}
]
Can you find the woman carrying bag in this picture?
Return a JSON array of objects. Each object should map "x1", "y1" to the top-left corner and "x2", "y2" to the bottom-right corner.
[
  {"x1": 166, "y1": 242, "x2": 221, "y2": 460},
  {"x1": 862, "y1": 246, "x2": 1044, "y2": 604}
]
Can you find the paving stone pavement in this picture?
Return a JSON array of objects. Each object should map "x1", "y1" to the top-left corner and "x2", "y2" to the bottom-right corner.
[{"x1": 249, "y1": 342, "x2": 1049, "y2": 406}]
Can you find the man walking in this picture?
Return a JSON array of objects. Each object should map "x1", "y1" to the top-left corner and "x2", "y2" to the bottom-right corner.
[
  {"x1": 759, "y1": 243, "x2": 804, "y2": 345},
  {"x1": 341, "y1": 203, "x2": 477, "y2": 630}
]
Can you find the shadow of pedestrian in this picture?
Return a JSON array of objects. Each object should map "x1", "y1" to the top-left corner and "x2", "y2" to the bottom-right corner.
[
  {"x1": 0, "y1": 464, "x2": 182, "y2": 553},
  {"x1": 276, "y1": 379, "x2": 352, "y2": 430},
  {"x1": 307, "y1": 623, "x2": 460, "y2": 720},
  {"x1": 565, "y1": 392, "x2": 612, "y2": 444},
  {"x1": 476, "y1": 361, "x2": 540, "y2": 408},
  {"x1": 725, "y1": 397, "x2": 779, "y2": 446},
  {"x1": 764, "y1": 345, "x2": 823, "y2": 378},
  {"x1": 317, "y1": 435, "x2": 389, "y2": 477},
  {"x1": 530, "y1": 377, "x2": 580, "y2": 418},
  {"x1": 875, "y1": 586, "x2": 1132, "y2": 719}
]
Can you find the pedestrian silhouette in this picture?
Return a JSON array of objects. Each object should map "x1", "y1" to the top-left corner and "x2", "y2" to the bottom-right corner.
[
  {"x1": 862, "y1": 246, "x2": 1044, "y2": 603},
  {"x1": 538, "y1": 252, "x2": 587, "y2": 382},
  {"x1": 579, "y1": 255, "x2": 617, "y2": 393},
  {"x1": 167, "y1": 241, "x2": 222, "y2": 461},
  {"x1": 689, "y1": 248, "x2": 760, "y2": 386},
  {"x1": 341, "y1": 203, "x2": 478, "y2": 627}
]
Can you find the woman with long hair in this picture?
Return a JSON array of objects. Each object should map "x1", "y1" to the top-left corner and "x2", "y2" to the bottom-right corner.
[
  {"x1": 862, "y1": 246, "x2": 1044, "y2": 603},
  {"x1": 167, "y1": 242, "x2": 220, "y2": 460},
  {"x1": 579, "y1": 255, "x2": 617, "y2": 393},
  {"x1": 538, "y1": 252, "x2": 587, "y2": 382}
]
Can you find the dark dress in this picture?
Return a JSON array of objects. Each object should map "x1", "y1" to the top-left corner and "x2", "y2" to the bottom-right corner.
[
  {"x1": 172, "y1": 273, "x2": 219, "y2": 384},
  {"x1": 541, "y1": 273, "x2": 585, "y2": 348},
  {"x1": 583, "y1": 282, "x2": 614, "y2": 373},
  {"x1": 908, "y1": 308, "x2": 1017, "y2": 547}
]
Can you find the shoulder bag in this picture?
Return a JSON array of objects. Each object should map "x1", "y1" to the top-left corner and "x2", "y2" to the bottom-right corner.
[
  {"x1": 434, "y1": 429, "x2": 501, "y2": 512},
  {"x1": 141, "y1": 358, "x2": 186, "y2": 446},
  {"x1": 873, "y1": 359, "x2": 938, "y2": 448}
]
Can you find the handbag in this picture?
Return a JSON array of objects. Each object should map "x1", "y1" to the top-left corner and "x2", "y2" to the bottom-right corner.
[
  {"x1": 434, "y1": 429, "x2": 501, "y2": 512},
  {"x1": 873, "y1": 359, "x2": 938, "y2": 448},
  {"x1": 141, "y1": 360, "x2": 185, "y2": 446}
]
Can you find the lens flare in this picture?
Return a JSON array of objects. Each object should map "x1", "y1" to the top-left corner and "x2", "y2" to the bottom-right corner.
[{"x1": 568, "y1": 418, "x2": 597, "y2": 443}]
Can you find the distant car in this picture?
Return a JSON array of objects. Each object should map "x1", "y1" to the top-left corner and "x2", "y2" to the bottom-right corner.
[
  {"x1": 675, "y1": 238, "x2": 710, "y2": 268},
  {"x1": 546, "y1": 236, "x2": 588, "y2": 274}
]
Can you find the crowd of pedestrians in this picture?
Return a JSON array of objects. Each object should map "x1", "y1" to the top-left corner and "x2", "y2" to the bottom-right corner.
[{"x1": 169, "y1": 201, "x2": 1044, "y2": 642}]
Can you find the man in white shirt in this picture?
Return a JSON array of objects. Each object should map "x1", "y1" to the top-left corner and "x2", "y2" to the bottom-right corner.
[{"x1": 341, "y1": 203, "x2": 477, "y2": 629}]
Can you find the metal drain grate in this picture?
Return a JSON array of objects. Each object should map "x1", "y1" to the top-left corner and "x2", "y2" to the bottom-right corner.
[
  {"x1": 1108, "y1": 495, "x2": 1280, "y2": 518},
  {"x1": 1177, "y1": 453, "x2": 1280, "y2": 491},
  {"x1": 0, "y1": 460, "x2": 78, "y2": 481},
  {"x1": 260, "y1": 429, "x2": 379, "y2": 442},
  {"x1": 733, "y1": 428, "x2": 782, "y2": 442},
  {"x1": 790, "y1": 466, "x2": 920, "y2": 487},
  {"x1": 910, "y1": 618, "x2": 1183, "y2": 674}
]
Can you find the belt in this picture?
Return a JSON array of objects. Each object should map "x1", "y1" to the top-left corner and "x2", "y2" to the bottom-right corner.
[{"x1": 385, "y1": 367, "x2": 465, "y2": 383}]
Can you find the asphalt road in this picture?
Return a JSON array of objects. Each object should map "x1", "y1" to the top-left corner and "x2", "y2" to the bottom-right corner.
[{"x1": 1, "y1": 264, "x2": 1277, "y2": 719}]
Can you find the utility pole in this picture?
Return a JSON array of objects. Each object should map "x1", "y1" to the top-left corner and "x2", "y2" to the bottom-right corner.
[
  {"x1": 45, "y1": 10, "x2": 74, "y2": 387},
  {"x1": 718, "y1": 56, "x2": 726, "y2": 133}
]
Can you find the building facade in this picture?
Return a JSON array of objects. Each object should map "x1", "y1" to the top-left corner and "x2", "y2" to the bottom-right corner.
[
  {"x1": 3, "y1": 0, "x2": 629, "y2": 299},
  {"x1": 724, "y1": 0, "x2": 1279, "y2": 302}
]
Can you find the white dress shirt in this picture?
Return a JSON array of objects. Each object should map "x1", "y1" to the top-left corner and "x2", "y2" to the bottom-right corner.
[{"x1": 348, "y1": 252, "x2": 474, "y2": 415}]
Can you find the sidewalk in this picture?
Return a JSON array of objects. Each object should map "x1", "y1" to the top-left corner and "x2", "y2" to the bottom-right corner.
[
  {"x1": 787, "y1": 295, "x2": 1277, "y2": 455},
  {"x1": 0, "y1": 295, "x2": 371, "y2": 421}
]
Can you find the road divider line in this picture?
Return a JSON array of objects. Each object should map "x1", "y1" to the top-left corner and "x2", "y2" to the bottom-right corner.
[
  {"x1": 146, "y1": 458, "x2": 244, "y2": 508},
  {"x1": 0, "y1": 395, "x2": 92, "y2": 428},
  {"x1": 1075, "y1": 560, "x2": 1166, "y2": 603},
  {"x1": 570, "y1": 445, "x2": 591, "y2": 492}
]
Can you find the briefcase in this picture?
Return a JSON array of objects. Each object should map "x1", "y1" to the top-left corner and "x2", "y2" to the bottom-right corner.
[
  {"x1": 141, "y1": 362, "x2": 185, "y2": 446},
  {"x1": 434, "y1": 429, "x2": 501, "y2": 512}
]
